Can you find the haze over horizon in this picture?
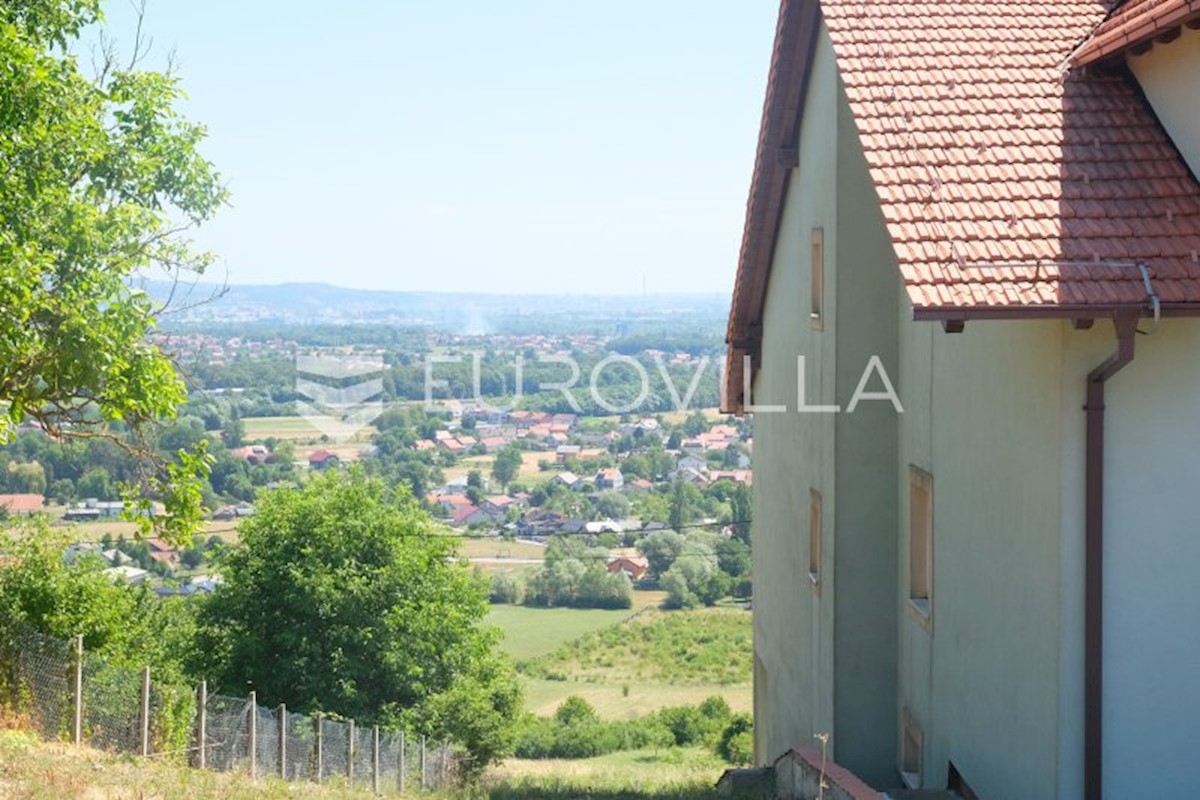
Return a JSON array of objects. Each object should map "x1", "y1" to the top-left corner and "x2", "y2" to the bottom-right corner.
[{"x1": 96, "y1": 2, "x2": 777, "y2": 296}]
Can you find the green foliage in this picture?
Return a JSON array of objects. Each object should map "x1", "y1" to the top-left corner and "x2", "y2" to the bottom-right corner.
[
  {"x1": 637, "y1": 530, "x2": 685, "y2": 577},
  {"x1": 489, "y1": 443, "x2": 523, "y2": 489},
  {"x1": 524, "y1": 537, "x2": 632, "y2": 610},
  {"x1": 716, "y1": 713, "x2": 754, "y2": 766},
  {"x1": 0, "y1": 0, "x2": 227, "y2": 536},
  {"x1": 196, "y1": 469, "x2": 519, "y2": 770},
  {"x1": 518, "y1": 609, "x2": 752, "y2": 686},
  {"x1": 0, "y1": 524, "x2": 198, "y2": 679},
  {"x1": 490, "y1": 571, "x2": 526, "y2": 605},
  {"x1": 515, "y1": 694, "x2": 736, "y2": 761}
]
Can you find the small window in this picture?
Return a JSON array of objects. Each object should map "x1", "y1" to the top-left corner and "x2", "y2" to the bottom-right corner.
[
  {"x1": 808, "y1": 489, "x2": 822, "y2": 588},
  {"x1": 908, "y1": 466, "x2": 933, "y2": 621},
  {"x1": 810, "y1": 228, "x2": 824, "y2": 330},
  {"x1": 901, "y1": 711, "x2": 923, "y2": 789}
]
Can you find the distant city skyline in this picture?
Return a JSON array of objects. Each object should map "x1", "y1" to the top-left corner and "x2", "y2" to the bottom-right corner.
[{"x1": 95, "y1": 2, "x2": 778, "y2": 295}]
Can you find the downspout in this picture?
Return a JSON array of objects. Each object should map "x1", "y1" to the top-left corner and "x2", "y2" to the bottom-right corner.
[{"x1": 1083, "y1": 309, "x2": 1140, "y2": 800}]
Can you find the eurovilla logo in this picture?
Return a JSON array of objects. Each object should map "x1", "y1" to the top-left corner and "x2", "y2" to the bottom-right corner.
[{"x1": 295, "y1": 351, "x2": 386, "y2": 440}]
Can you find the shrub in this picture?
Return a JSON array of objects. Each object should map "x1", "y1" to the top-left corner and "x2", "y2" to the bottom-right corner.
[{"x1": 717, "y1": 713, "x2": 754, "y2": 765}]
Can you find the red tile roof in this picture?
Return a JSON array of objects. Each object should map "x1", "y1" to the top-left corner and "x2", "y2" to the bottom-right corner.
[
  {"x1": 825, "y1": 0, "x2": 1200, "y2": 310},
  {"x1": 1071, "y1": 0, "x2": 1200, "y2": 65},
  {"x1": 726, "y1": 0, "x2": 1200, "y2": 410},
  {"x1": 0, "y1": 494, "x2": 45, "y2": 514}
]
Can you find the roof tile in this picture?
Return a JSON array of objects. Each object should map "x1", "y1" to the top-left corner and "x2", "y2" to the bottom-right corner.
[{"x1": 820, "y1": 0, "x2": 1200, "y2": 310}]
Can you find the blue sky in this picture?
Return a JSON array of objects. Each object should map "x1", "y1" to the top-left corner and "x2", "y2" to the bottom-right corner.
[{"x1": 97, "y1": 1, "x2": 777, "y2": 294}]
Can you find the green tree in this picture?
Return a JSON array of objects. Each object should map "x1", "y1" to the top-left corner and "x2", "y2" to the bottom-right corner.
[
  {"x1": 491, "y1": 443, "x2": 523, "y2": 487},
  {"x1": 0, "y1": 1, "x2": 226, "y2": 538},
  {"x1": 197, "y1": 470, "x2": 520, "y2": 770},
  {"x1": 76, "y1": 467, "x2": 115, "y2": 500},
  {"x1": 220, "y1": 415, "x2": 245, "y2": 449},
  {"x1": 729, "y1": 483, "x2": 752, "y2": 546},
  {"x1": 637, "y1": 529, "x2": 685, "y2": 578}
]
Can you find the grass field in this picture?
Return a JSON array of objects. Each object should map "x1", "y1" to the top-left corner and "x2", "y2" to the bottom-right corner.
[
  {"x1": 521, "y1": 678, "x2": 751, "y2": 719},
  {"x1": 488, "y1": 605, "x2": 634, "y2": 661},
  {"x1": 489, "y1": 746, "x2": 724, "y2": 799},
  {"x1": 523, "y1": 608, "x2": 752, "y2": 686},
  {"x1": 487, "y1": 591, "x2": 667, "y2": 661},
  {"x1": 489, "y1": 601, "x2": 750, "y2": 721},
  {"x1": 0, "y1": 730, "x2": 396, "y2": 799},
  {"x1": 457, "y1": 538, "x2": 546, "y2": 561},
  {"x1": 242, "y1": 416, "x2": 377, "y2": 444},
  {"x1": 0, "y1": 729, "x2": 721, "y2": 800},
  {"x1": 7, "y1": 510, "x2": 242, "y2": 544}
]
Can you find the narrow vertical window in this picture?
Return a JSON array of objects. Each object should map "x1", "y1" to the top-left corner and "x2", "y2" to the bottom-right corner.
[
  {"x1": 810, "y1": 227, "x2": 824, "y2": 330},
  {"x1": 809, "y1": 489, "x2": 822, "y2": 589},
  {"x1": 908, "y1": 466, "x2": 933, "y2": 621}
]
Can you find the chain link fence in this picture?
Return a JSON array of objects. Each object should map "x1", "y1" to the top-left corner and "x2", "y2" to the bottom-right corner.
[{"x1": 1, "y1": 628, "x2": 459, "y2": 794}]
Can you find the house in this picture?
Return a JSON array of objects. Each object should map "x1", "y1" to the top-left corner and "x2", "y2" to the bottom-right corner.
[
  {"x1": 428, "y1": 493, "x2": 473, "y2": 514},
  {"x1": 481, "y1": 495, "x2": 523, "y2": 517},
  {"x1": 626, "y1": 478, "x2": 654, "y2": 493},
  {"x1": 0, "y1": 494, "x2": 44, "y2": 516},
  {"x1": 103, "y1": 565, "x2": 148, "y2": 585},
  {"x1": 606, "y1": 555, "x2": 649, "y2": 582},
  {"x1": 230, "y1": 444, "x2": 271, "y2": 464},
  {"x1": 552, "y1": 471, "x2": 582, "y2": 490},
  {"x1": 726, "y1": 2, "x2": 1200, "y2": 798},
  {"x1": 450, "y1": 504, "x2": 489, "y2": 528},
  {"x1": 308, "y1": 450, "x2": 340, "y2": 470},
  {"x1": 517, "y1": 508, "x2": 565, "y2": 538},
  {"x1": 480, "y1": 436, "x2": 507, "y2": 453},
  {"x1": 555, "y1": 445, "x2": 582, "y2": 463},
  {"x1": 709, "y1": 470, "x2": 753, "y2": 487},
  {"x1": 676, "y1": 455, "x2": 707, "y2": 474},
  {"x1": 146, "y1": 538, "x2": 178, "y2": 566},
  {"x1": 594, "y1": 468, "x2": 624, "y2": 491}
]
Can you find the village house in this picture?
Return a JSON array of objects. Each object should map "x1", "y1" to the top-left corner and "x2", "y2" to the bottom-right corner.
[
  {"x1": 0, "y1": 493, "x2": 44, "y2": 516},
  {"x1": 726, "y1": 1, "x2": 1200, "y2": 798},
  {"x1": 594, "y1": 468, "x2": 624, "y2": 491},
  {"x1": 450, "y1": 504, "x2": 489, "y2": 528},
  {"x1": 229, "y1": 444, "x2": 272, "y2": 464},
  {"x1": 307, "y1": 449, "x2": 340, "y2": 470},
  {"x1": 606, "y1": 555, "x2": 649, "y2": 582},
  {"x1": 552, "y1": 471, "x2": 582, "y2": 490}
]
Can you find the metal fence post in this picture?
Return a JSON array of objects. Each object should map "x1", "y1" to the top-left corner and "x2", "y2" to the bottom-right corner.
[
  {"x1": 347, "y1": 719, "x2": 355, "y2": 783},
  {"x1": 371, "y1": 725, "x2": 380, "y2": 794},
  {"x1": 441, "y1": 739, "x2": 449, "y2": 785},
  {"x1": 196, "y1": 680, "x2": 207, "y2": 769},
  {"x1": 248, "y1": 691, "x2": 257, "y2": 779},
  {"x1": 277, "y1": 703, "x2": 287, "y2": 779},
  {"x1": 71, "y1": 635, "x2": 83, "y2": 746},
  {"x1": 314, "y1": 713, "x2": 324, "y2": 783},
  {"x1": 398, "y1": 731, "x2": 406, "y2": 794},
  {"x1": 420, "y1": 734, "x2": 427, "y2": 790},
  {"x1": 139, "y1": 666, "x2": 151, "y2": 758}
]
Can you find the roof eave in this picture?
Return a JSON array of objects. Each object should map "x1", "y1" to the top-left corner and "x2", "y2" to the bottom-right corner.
[{"x1": 725, "y1": 0, "x2": 822, "y2": 414}]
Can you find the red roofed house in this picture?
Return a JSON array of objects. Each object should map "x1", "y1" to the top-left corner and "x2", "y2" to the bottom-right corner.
[
  {"x1": 606, "y1": 555, "x2": 648, "y2": 582},
  {"x1": 308, "y1": 449, "x2": 340, "y2": 470},
  {"x1": 727, "y1": 2, "x2": 1200, "y2": 798},
  {"x1": 0, "y1": 494, "x2": 45, "y2": 516},
  {"x1": 594, "y1": 468, "x2": 624, "y2": 491}
]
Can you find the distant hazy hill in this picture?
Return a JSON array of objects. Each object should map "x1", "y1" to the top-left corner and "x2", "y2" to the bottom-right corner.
[{"x1": 143, "y1": 280, "x2": 729, "y2": 335}]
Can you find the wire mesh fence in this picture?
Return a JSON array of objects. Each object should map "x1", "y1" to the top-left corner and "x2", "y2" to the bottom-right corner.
[
  {"x1": 0, "y1": 628, "x2": 71, "y2": 741},
  {"x1": 0, "y1": 629, "x2": 461, "y2": 794}
]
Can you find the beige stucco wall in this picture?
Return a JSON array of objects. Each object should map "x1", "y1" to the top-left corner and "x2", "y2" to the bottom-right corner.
[
  {"x1": 1058, "y1": 319, "x2": 1200, "y2": 797},
  {"x1": 751, "y1": 19, "x2": 901, "y2": 787},
  {"x1": 831, "y1": 70, "x2": 900, "y2": 785},
  {"x1": 1128, "y1": 25, "x2": 1200, "y2": 178},
  {"x1": 751, "y1": 19, "x2": 840, "y2": 767},
  {"x1": 897, "y1": 318, "x2": 1065, "y2": 797}
]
